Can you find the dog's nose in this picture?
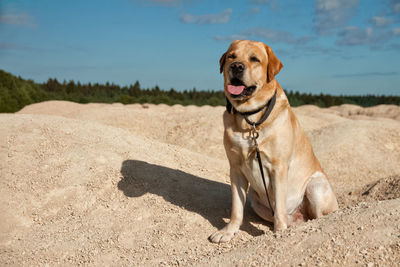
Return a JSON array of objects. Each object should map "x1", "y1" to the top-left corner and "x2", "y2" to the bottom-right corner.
[{"x1": 230, "y1": 62, "x2": 245, "y2": 75}]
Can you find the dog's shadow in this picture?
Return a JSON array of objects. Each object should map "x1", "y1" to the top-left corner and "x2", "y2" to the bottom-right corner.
[{"x1": 118, "y1": 160, "x2": 269, "y2": 238}]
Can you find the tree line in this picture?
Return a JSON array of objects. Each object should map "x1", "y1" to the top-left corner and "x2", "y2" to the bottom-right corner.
[{"x1": 0, "y1": 69, "x2": 399, "y2": 113}]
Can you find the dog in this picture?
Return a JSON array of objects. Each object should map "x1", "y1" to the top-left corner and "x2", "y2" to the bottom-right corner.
[{"x1": 209, "y1": 40, "x2": 338, "y2": 243}]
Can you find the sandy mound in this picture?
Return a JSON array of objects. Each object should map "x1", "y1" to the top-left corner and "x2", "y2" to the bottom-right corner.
[
  {"x1": 329, "y1": 104, "x2": 400, "y2": 121},
  {"x1": 1, "y1": 101, "x2": 399, "y2": 265},
  {"x1": 361, "y1": 175, "x2": 400, "y2": 201},
  {"x1": 344, "y1": 175, "x2": 400, "y2": 207},
  {"x1": 19, "y1": 101, "x2": 227, "y2": 159},
  {"x1": 0, "y1": 114, "x2": 229, "y2": 266}
]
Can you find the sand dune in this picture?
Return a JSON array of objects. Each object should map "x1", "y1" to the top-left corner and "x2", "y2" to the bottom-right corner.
[{"x1": 1, "y1": 101, "x2": 399, "y2": 265}]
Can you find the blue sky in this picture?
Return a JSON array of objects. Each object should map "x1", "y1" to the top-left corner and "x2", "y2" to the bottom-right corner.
[{"x1": 1, "y1": 0, "x2": 400, "y2": 95}]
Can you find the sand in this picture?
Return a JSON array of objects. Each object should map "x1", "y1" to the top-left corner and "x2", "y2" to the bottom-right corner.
[{"x1": 0, "y1": 101, "x2": 399, "y2": 266}]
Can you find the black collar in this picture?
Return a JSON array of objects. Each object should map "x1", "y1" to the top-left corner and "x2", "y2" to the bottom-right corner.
[{"x1": 226, "y1": 90, "x2": 277, "y2": 127}]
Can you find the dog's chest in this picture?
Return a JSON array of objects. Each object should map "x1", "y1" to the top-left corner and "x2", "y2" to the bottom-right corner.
[{"x1": 228, "y1": 130, "x2": 272, "y2": 194}]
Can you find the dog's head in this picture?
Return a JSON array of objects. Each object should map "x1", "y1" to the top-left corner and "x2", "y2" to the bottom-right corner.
[{"x1": 220, "y1": 40, "x2": 283, "y2": 110}]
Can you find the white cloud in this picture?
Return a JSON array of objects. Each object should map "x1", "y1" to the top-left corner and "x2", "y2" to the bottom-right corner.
[
  {"x1": 180, "y1": 8, "x2": 232, "y2": 24},
  {"x1": 249, "y1": 7, "x2": 261, "y2": 14},
  {"x1": 369, "y1": 16, "x2": 393, "y2": 27},
  {"x1": 0, "y1": 42, "x2": 47, "y2": 52},
  {"x1": 393, "y1": 28, "x2": 400, "y2": 36},
  {"x1": 301, "y1": 45, "x2": 341, "y2": 55},
  {"x1": 335, "y1": 25, "x2": 400, "y2": 48},
  {"x1": 249, "y1": 0, "x2": 270, "y2": 4},
  {"x1": 214, "y1": 34, "x2": 249, "y2": 42},
  {"x1": 333, "y1": 71, "x2": 399, "y2": 78},
  {"x1": 337, "y1": 26, "x2": 375, "y2": 46},
  {"x1": 149, "y1": 0, "x2": 175, "y2": 2},
  {"x1": 0, "y1": 11, "x2": 37, "y2": 28},
  {"x1": 389, "y1": 43, "x2": 400, "y2": 50},
  {"x1": 314, "y1": 0, "x2": 359, "y2": 35},
  {"x1": 390, "y1": 0, "x2": 400, "y2": 14},
  {"x1": 136, "y1": 0, "x2": 195, "y2": 6},
  {"x1": 0, "y1": 42, "x2": 31, "y2": 51},
  {"x1": 248, "y1": 0, "x2": 279, "y2": 10},
  {"x1": 243, "y1": 28, "x2": 313, "y2": 44},
  {"x1": 214, "y1": 27, "x2": 313, "y2": 45}
]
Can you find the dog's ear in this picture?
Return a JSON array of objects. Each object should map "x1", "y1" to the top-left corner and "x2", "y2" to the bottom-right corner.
[
  {"x1": 264, "y1": 44, "x2": 283, "y2": 83},
  {"x1": 219, "y1": 52, "x2": 227, "y2": 74}
]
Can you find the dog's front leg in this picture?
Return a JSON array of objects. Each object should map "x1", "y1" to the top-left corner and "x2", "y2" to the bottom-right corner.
[
  {"x1": 209, "y1": 170, "x2": 248, "y2": 243},
  {"x1": 271, "y1": 164, "x2": 288, "y2": 231}
]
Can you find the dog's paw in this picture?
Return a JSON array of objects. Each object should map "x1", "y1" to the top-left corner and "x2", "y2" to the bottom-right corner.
[{"x1": 209, "y1": 229, "x2": 235, "y2": 243}]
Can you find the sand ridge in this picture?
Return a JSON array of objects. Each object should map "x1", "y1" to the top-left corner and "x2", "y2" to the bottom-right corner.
[{"x1": 0, "y1": 101, "x2": 399, "y2": 265}]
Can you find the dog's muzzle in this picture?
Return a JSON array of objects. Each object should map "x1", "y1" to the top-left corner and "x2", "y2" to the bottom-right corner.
[{"x1": 230, "y1": 62, "x2": 245, "y2": 77}]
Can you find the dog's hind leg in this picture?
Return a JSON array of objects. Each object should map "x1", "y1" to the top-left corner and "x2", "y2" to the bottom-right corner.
[{"x1": 305, "y1": 172, "x2": 338, "y2": 219}]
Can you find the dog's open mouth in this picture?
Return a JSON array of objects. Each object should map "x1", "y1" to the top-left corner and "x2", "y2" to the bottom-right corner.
[{"x1": 228, "y1": 78, "x2": 256, "y2": 98}]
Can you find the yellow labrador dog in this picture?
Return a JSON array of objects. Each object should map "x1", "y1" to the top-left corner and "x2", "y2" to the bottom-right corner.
[{"x1": 209, "y1": 40, "x2": 338, "y2": 243}]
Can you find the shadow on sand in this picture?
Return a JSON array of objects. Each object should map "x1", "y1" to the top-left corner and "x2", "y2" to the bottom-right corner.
[{"x1": 118, "y1": 160, "x2": 270, "y2": 238}]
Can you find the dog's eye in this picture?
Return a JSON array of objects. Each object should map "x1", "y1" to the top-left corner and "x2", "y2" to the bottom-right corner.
[
  {"x1": 228, "y1": 54, "x2": 236, "y2": 59},
  {"x1": 250, "y1": 56, "x2": 260, "y2": 62}
]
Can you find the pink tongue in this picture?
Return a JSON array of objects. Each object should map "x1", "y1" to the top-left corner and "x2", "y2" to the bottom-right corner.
[{"x1": 227, "y1": 85, "x2": 245, "y2": 95}]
